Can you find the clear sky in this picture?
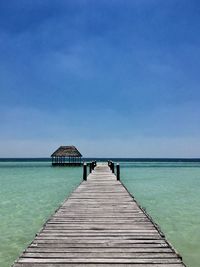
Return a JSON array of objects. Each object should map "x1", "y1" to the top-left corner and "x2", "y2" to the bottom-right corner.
[{"x1": 0, "y1": 0, "x2": 200, "y2": 157}]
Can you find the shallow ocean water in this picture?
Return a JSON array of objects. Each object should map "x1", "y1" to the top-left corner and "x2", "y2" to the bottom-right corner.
[
  {"x1": 121, "y1": 162, "x2": 200, "y2": 267},
  {"x1": 0, "y1": 161, "x2": 82, "y2": 267},
  {"x1": 0, "y1": 159, "x2": 199, "y2": 267}
]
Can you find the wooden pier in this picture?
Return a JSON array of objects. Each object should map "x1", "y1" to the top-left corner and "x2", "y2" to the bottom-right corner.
[{"x1": 13, "y1": 163, "x2": 186, "y2": 267}]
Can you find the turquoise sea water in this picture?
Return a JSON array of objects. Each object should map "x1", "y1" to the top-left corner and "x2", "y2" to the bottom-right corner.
[
  {"x1": 0, "y1": 159, "x2": 199, "y2": 267},
  {"x1": 0, "y1": 160, "x2": 82, "y2": 267},
  {"x1": 121, "y1": 162, "x2": 200, "y2": 267}
]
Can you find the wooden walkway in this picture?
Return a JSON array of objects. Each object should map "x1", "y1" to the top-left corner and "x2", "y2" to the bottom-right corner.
[{"x1": 13, "y1": 164, "x2": 186, "y2": 267}]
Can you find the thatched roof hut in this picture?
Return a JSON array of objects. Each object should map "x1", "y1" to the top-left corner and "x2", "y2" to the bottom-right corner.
[
  {"x1": 51, "y1": 146, "x2": 82, "y2": 166},
  {"x1": 51, "y1": 146, "x2": 82, "y2": 157}
]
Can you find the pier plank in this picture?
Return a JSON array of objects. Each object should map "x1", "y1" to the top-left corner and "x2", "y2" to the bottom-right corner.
[
  {"x1": 14, "y1": 265, "x2": 185, "y2": 267},
  {"x1": 13, "y1": 164, "x2": 186, "y2": 267}
]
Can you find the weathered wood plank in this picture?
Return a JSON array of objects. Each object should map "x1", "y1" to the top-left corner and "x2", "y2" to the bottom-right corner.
[
  {"x1": 18, "y1": 258, "x2": 182, "y2": 263},
  {"x1": 33, "y1": 240, "x2": 166, "y2": 248},
  {"x1": 13, "y1": 164, "x2": 185, "y2": 267},
  {"x1": 23, "y1": 252, "x2": 178, "y2": 258},
  {"x1": 26, "y1": 247, "x2": 173, "y2": 253},
  {"x1": 48, "y1": 220, "x2": 150, "y2": 224},
  {"x1": 34, "y1": 236, "x2": 161, "y2": 240},
  {"x1": 13, "y1": 264, "x2": 185, "y2": 267},
  {"x1": 44, "y1": 227, "x2": 155, "y2": 231},
  {"x1": 30, "y1": 242, "x2": 169, "y2": 248},
  {"x1": 41, "y1": 229, "x2": 157, "y2": 233}
]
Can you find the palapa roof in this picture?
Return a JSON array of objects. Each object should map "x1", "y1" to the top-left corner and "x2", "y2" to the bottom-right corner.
[{"x1": 51, "y1": 146, "x2": 82, "y2": 157}]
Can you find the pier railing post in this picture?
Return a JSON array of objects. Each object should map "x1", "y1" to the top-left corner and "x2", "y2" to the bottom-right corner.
[
  {"x1": 108, "y1": 160, "x2": 110, "y2": 169},
  {"x1": 91, "y1": 161, "x2": 94, "y2": 170},
  {"x1": 83, "y1": 163, "x2": 87, "y2": 181},
  {"x1": 111, "y1": 162, "x2": 115, "y2": 173},
  {"x1": 110, "y1": 162, "x2": 112, "y2": 171},
  {"x1": 89, "y1": 162, "x2": 92, "y2": 173},
  {"x1": 116, "y1": 163, "x2": 120, "y2": 181},
  {"x1": 108, "y1": 161, "x2": 115, "y2": 173}
]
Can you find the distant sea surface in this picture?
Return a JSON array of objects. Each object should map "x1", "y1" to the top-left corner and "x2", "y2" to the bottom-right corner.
[{"x1": 0, "y1": 158, "x2": 200, "y2": 267}]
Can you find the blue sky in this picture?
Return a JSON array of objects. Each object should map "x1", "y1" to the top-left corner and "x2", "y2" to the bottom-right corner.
[{"x1": 0, "y1": 0, "x2": 200, "y2": 157}]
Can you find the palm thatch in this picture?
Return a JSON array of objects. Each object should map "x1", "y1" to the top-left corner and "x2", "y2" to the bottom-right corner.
[{"x1": 51, "y1": 146, "x2": 82, "y2": 157}]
